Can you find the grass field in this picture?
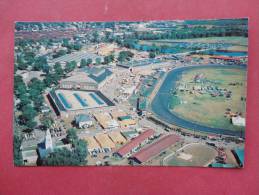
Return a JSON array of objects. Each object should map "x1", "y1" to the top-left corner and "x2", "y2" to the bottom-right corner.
[
  {"x1": 140, "y1": 36, "x2": 247, "y2": 45},
  {"x1": 139, "y1": 36, "x2": 248, "y2": 51},
  {"x1": 170, "y1": 67, "x2": 247, "y2": 131},
  {"x1": 165, "y1": 143, "x2": 217, "y2": 167}
]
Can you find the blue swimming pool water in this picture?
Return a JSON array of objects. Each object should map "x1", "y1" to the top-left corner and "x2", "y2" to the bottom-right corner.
[
  {"x1": 73, "y1": 93, "x2": 88, "y2": 107},
  {"x1": 151, "y1": 64, "x2": 246, "y2": 137},
  {"x1": 202, "y1": 50, "x2": 247, "y2": 57},
  {"x1": 89, "y1": 93, "x2": 104, "y2": 105},
  {"x1": 57, "y1": 93, "x2": 72, "y2": 109}
]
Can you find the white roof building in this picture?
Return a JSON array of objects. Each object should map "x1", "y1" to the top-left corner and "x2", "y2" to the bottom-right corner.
[{"x1": 232, "y1": 116, "x2": 246, "y2": 127}]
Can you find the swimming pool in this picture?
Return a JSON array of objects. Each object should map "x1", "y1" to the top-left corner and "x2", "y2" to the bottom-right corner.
[
  {"x1": 89, "y1": 93, "x2": 104, "y2": 105},
  {"x1": 74, "y1": 93, "x2": 88, "y2": 107},
  {"x1": 57, "y1": 93, "x2": 72, "y2": 109}
]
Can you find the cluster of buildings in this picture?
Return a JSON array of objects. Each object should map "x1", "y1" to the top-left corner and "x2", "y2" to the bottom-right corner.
[
  {"x1": 113, "y1": 129, "x2": 181, "y2": 165},
  {"x1": 93, "y1": 110, "x2": 136, "y2": 130},
  {"x1": 83, "y1": 131, "x2": 127, "y2": 156},
  {"x1": 22, "y1": 129, "x2": 72, "y2": 165},
  {"x1": 82, "y1": 127, "x2": 181, "y2": 165},
  {"x1": 47, "y1": 66, "x2": 115, "y2": 118}
]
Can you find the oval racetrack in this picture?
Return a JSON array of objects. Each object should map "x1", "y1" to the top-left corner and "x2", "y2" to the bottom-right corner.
[{"x1": 151, "y1": 64, "x2": 246, "y2": 137}]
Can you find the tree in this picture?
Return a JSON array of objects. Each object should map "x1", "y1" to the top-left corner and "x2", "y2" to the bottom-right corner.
[
  {"x1": 41, "y1": 133, "x2": 88, "y2": 166},
  {"x1": 54, "y1": 62, "x2": 64, "y2": 77},
  {"x1": 95, "y1": 57, "x2": 102, "y2": 65},
  {"x1": 53, "y1": 50, "x2": 67, "y2": 58},
  {"x1": 80, "y1": 59, "x2": 87, "y2": 68},
  {"x1": 104, "y1": 54, "x2": 114, "y2": 64},
  {"x1": 14, "y1": 134, "x2": 23, "y2": 166},
  {"x1": 62, "y1": 38, "x2": 70, "y2": 48},
  {"x1": 92, "y1": 31, "x2": 99, "y2": 43},
  {"x1": 14, "y1": 76, "x2": 27, "y2": 97},
  {"x1": 74, "y1": 139, "x2": 87, "y2": 163},
  {"x1": 26, "y1": 119, "x2": 37, "y2": 129},
  {"x1": 66, "y1": 128, "x2": 78, "y2": 144},
  {"x1": 41, "y1": 148, "x2": 82, "y2": 166},
  {"x1": 44, "y1": 74, "x2": 54, "y2": 87},
  {"x1": 33, "y1": 56, "x2": 47, "y2": 71},
  {"x1": 118, "y1": 51, "x2": 134, "y2": 62},
  {"x1": 65, "y1": 61, "x2": 77, "y2": 73},
  {"x1": 42, "y1": 63, "x2": 51, "y2": 74},
  {"x1": 149, "y1": 52, "x2": 156, "y2": 58},
  {"x1": 41, "y1": 116, "x2": 54, "y2": 129},
  {"x1": 86, "y1": 58, "x2": 93, "y2": 66},
  {"x1": 21, "y1": 104, "x2": 37, "y2": 123},
  {"x1": 18, "y1": 94, "x2": 31, "y2": 109},
  {"x1": 73, "y1": 43, "x2": 82, "y2": 51},
  {"x1": 104, "y1": 31, "x2": 111, "y2": 42},
  {"x1": 33, "y1": 95, "x2": 44, "y2": 112},
  {"x1": 28, "y1": 78, "x2": 45, "y2": 93},
  {"x1": 39, "y1": 115, "x2": 88, "y2": 166},
  {"x1": 16, "y1": 56, "x2": 28, "y2": 70},
  {"x1": 24, "y1": 51, "x2": 36, "y2": 65}
]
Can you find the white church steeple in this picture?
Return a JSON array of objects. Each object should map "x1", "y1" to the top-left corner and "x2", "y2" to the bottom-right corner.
[{"x1": 45, "y1": 129, "x2": 53, "y2": 151}]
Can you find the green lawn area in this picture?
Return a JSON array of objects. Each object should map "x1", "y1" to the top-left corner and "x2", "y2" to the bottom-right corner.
[
  {"x1": 140, "y1": 36, "x2": 248, "y2": 46},
  {"x1": 170, "y1": 67, "x2": 246, "y2": 131}
]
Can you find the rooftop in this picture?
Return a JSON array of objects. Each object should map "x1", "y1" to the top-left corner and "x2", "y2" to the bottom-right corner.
[
  {"x1": 131, "y1": 134, "x2": 180, "y2": 163},
  {"x1": 84, "y1": 136, "x2": 101, "y2": 150},
  {"x1": 232, "y1": 116, "x2": 246, "y2": 127},
  {"x1": 75, "y1": 114, "x2": 92, "y2": 123},
  {"x1": 62, "y1": 67, "x2": 113, "y2": 84},
  {"x1": 116, "y1": 129, "x2": 155, "y2": 157},
  {"x1": 95, "y1": 134, "x2": 116, "y2": 149},
  {"x1": 22, "y1": 149, "x2": 38, "y2": 158},
  {"x1": 93, "y1": 112, "x2": 119, "y2": 129},
  {"x1": 121, "y1": 130, "x2": 139, "y2": 140},
  {"x1": 50, "y1": 89, "x2": 109, "y2": 111},
  {"x1": 61, "y1": 72, "x2": 96, "y2": 84},
  {"x1": 110, "y1": 109, "x2": 127, "y2": 119},
  {"x1": 87, "y1": 68, "x2": 113, "y2": 84},
  {"x1": 108, "y1": 131, "x2": 127, "y2": 144},
  {"x1": 49, "y1": 50, "x2": 102, "y2": 64}
]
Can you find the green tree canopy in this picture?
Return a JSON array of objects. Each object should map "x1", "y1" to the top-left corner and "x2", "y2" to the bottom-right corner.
[
  {"x1": 54, "y1": 62, "x2": 63, "y2": 75},
  {"x1": 118, "y1": 51, "x2": 134, "y2": 62},
  {"x1": 65, "y1": 61, "x2": 77, "y2": 73},
  {"x1": 14, "y1": 134, "x2": 23, "y2": 166},
  {"x1": 80, "y1": 58, "x2": 87, "y2": 68},
  {"x1": 104, "y1": 54, "x2": 114, "y2": 64},
  {"x1": 86, "y1": 58, "x2": 93, "y2": 66},
  {"x1": 149, "y1": 52, "x2": 156, "y2": 58},
  {"x1": 95, "y1": 57, "x2": 102, "y2": 65},
  {"x1": 66, "y1": 128, "x2": 78, "y2": 144}
]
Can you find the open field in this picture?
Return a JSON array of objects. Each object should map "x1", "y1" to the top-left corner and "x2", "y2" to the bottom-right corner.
[
  {"x1": 165, "y1": 143, "x2": 217, "y2": 167},
  {"x1": 170, "y1": 67, "x2": 246, "y2": 131},
  {"x1": 140, "y1": 36, "x2": 248, "y2": 46}
]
